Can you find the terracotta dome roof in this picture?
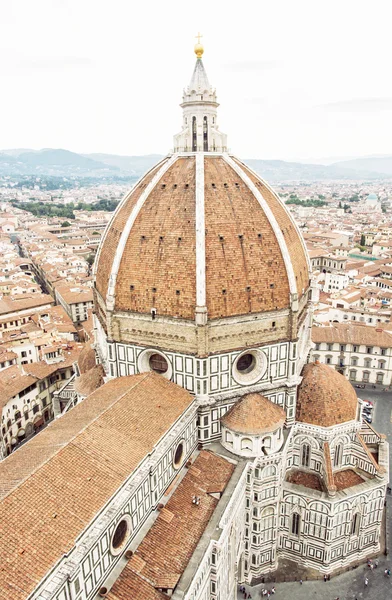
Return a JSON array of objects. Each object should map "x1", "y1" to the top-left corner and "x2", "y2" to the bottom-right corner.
[
  {"x1": 221, "y1": 393, "x2": 286, "y2": 435},
  {"x1": 297, "y1": 362, "x2": 358, "y2": 427},
  {"x1": 75, "y1": 364, "x2": 105, "y2": 398},
  {"x1": 78, "y1": 342, "x2": 96, "y2": 374},
  {"x1": 95, "y1": 154, "x2": 309, "y2": 322}
]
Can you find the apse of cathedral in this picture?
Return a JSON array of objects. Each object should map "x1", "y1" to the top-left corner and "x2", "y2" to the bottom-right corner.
[{"x1": 0, "y1": 40, "x2": 388, "y2": 600}]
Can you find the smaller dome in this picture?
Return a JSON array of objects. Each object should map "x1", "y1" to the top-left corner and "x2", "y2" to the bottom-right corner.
[
  {"x1": 297, "y1": 362, "x2": 358, "y2": 427},
  {"x1": 78, "y1": 342, "x2": 96, "y2": 374},
  {"x1": 221, "y1": 393, "x2": 286, "y2": 435},
  {"x1": 75, "y1": 364, "x2": 105, "y2": 398}
]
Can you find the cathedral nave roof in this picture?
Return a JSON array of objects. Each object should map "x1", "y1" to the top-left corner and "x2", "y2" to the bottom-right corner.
[
  {"x1": 106, "y1": 450, "x2": 235, "y2": 600},
  {"x1": 0, "y1": 373, "x2": 193, "y2": 600}
]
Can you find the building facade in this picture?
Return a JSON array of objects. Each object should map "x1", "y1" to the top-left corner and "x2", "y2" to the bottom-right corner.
[{"x1": 311, "y1": 323, "x2": 392, "y2": 386}]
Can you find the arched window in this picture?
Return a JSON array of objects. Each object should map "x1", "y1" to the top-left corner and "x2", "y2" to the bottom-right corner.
[
  {"x1": 203, "y1": 116, "x2": 208, "y2": 151},
  {"x1": 241, "y1": 438, "x2": 253, "y2": 451},
  {"x1": 334, "y1": 443, "x2": 343, "y2": 467},
  {"x1": 351, "y1": 513, "x2": 360, "y2": 535},
  {"x1": 192, "y1": 116, "x2": 197, "y2": 151},
  {"x1": 301, "y1": 444, "x2": 310, "y2": 467},
  {"x1": 291, "y1": 512, "x2": 300, "y2": 535},
  {"x1": 251, "y1": 554, "x2": 257, "y2": 565}
]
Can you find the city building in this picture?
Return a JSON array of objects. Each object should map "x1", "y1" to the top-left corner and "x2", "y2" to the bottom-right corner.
[{"x1": 311, "y1": 322, "x2": 392, "y2": 385}]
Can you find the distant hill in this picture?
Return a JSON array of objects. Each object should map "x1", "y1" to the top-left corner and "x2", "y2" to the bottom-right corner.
[
  {"x1": 19, "y1": 149, "x2": 107, "y2": 168},
  {"x1": 332, "y1": 156, "x2": 392, "y2": 176},
  {"x1": 244, "y1": 159, "x2": 387, "y2": 181},
  {"x1": 1, "y1": 148, "x2": 391, "y2": 181},
  {"x1": 84, "y1": 153, "x2": 164, "y2": 177}
]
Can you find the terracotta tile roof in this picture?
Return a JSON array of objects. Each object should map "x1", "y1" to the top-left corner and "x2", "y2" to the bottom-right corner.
[
  {"x1": 0, "y1": 294, "x2": 54, "y2": 315},
  {"x1": 23, "y1": 361, "x2": 59, "y2": 379},
  {"x1": 74, "y1": 364, "x2": 105, "y2": 396},
  {"x1": 77, "y1": 341, "x2": 96, "y2": 373},
  {"x1": 107, "y1": 451, "x2": 234, "y2": 599},
  {"x1": 334, "y1": 469, "x2": 364, "y2": 491},
  {"x1": 0, "y1": 373, "x2": 194, "y2": 600},
  {"x1": 0, "y1": 365, "x2": 38, "y2": 406},
  {"x1": 286, "y1": 469, "x2": 323, "y2": 491},
  {"x1": 312, "y1": 322, "x2": 392, "y2": 347},
  {"x1": 297, "y1": 362, "x2": 358, "y2": 427},
  {"x1": 96, "y1": 154, "x2": 309, "y2": 321},
  {"x1": 55, "y1": 283, "x2": 93, "y2": 304},
  {"x1": 96, "y1": 162, "x2": 164, "y2": 301},
  {"x1": 233, "y1": 158, "x2": 309, "y2": 298},
  {"x1": 221, "y1": 393, "x2": 286, "y2": 434},
  {"x1": 105, "y1": 568, "x2": 168, "y2": 600}
]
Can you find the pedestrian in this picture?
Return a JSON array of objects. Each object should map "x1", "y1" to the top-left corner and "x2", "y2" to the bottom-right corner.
[
  {"x1": 271, "y1": 587, "x2": 275, "y2": 594},
  {"x1": 324, "y1": 574, "x2": 327, "y2": 582},
  {"x1": 384, "y1": 568, "x2": 388, "y2": 576},
  {"x1": 299, "y1": 579, "x2": 303, "y2": 585},
  {"x1": 364, "y1": 576, "x2": 369, "y2": 587},
  {"x1": 267, "y1": 592, "x2": 270, "y2": 599},
  {"x1": 370, "y1": 563, "x2": 374, "y2": 571},
  {"x1": 388, "y1": 569, "x2": 391, "y2": 576},
  {"x1": 375, "y1": 559, "x2": 378, "y2": 568}
]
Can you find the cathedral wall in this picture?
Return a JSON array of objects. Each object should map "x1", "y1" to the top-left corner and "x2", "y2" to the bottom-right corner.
[
  {"x1": 243, "y1": 457, "x2": 284, "y2": 581},
  {"x1": 106, "y1": 307, "x2": 303, "y2": 357},
  {"x1": 104, "y1": 337, "x2": 298, "y2": 399},
  {"x1": 31, "y1": 406, "x2": 198, "y2": 600},
  {"x1": 278, "y1": 484, "x2": 385, "y2": 573}
]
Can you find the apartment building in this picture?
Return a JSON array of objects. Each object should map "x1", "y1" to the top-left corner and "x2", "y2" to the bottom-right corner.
[{"x1": 311, "y1": 323, "x2": 392, "y2": 386}]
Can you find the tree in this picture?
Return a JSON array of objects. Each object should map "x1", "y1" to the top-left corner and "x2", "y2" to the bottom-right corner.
[
  {"x1": 86, "y1": 254, "x2": 95, "y2": 266},
  {"x1": 61, "y1": 221, "x2": 72, "y2": 227},
  {"x1": 360, "y1": 234, "x2": 366, "y2": 246}
]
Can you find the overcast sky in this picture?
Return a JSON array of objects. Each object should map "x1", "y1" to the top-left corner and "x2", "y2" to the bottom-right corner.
[{"x1": 1, "y1": 0, "x2": 391, "y2": 161}]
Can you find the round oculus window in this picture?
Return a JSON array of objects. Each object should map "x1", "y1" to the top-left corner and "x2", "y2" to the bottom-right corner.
[
  {"x1": 110, "y1": 515, "x2": 132, "y2": 556},
  {"x1": 173, "y1": 440, "x2": 185, "y2": 469},
  {"x1": 149, "y1": 353, "x2": 168, "y2": 374},
  {"x1": 232, "y1": 349, "x2": 267, "y2": 386},
  {"x1": 138, "y1": 349, "x2": 173, "y2": 380},
  {"x1": 236, "y1": 353, "x2": 255, "y2": 374}
]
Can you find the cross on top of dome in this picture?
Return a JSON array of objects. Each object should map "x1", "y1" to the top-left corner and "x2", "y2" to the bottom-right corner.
[{"x1": 194, "y1": 32, "x2": 204, "y2": 58}]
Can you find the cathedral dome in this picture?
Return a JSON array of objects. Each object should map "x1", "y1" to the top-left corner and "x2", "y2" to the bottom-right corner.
[
  {"x1": 95, "y1": 154, "x2": 309, "y2": 322},
  {"x1": 296, "y1": 362, "x2": 358, "y2": 427}
]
